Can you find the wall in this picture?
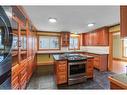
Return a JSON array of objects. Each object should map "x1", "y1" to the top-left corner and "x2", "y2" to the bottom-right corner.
[
  {"x1": 109, "y1": 25, "x2": 120, "y2": 32},
  {"x1": 36, "y1": 31, "x2": 81, "y2": 65}
]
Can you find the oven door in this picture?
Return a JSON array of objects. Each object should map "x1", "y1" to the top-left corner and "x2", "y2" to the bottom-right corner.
[{"x1": 68, "y1": 62, "x2": 86, "y2": 78}]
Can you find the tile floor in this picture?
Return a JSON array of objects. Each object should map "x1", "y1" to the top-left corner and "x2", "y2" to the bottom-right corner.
[{"x1": 27, "y1": 65, "x2": 114, "y2": 89}]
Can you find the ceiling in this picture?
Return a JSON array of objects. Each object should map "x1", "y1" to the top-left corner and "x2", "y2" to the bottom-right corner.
[{"x1": 23, "y1": 6, "x2": 120, "y2": 33}]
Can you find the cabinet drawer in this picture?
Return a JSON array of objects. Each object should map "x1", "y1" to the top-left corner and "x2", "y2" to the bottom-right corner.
[
  {"x1": 12, "y1": 76, "x2": 20, "y2": 89},
  {"x1": 58, "y1": 72, "x2": 67, "y2": 76},
  {"x1": 12, "y1": 64, "x2": 20, "y2": 77},
  {"x1": 57, "y1": 75, "x2": 67, "y2": 84},
  {"x1": 58, "y1": 65, "x2": 67, "y2": 72},
  {"x1": 87, "y1": 64, "x2": 93, "y2": 70},
  {"x1": 12, "y1": 76, "x2": 19, "y2": 85}
]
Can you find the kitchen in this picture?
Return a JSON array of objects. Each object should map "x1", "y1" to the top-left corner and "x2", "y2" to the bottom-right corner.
[{"x1": 0, "y1": 6, "x2": 127, "y2": 89}]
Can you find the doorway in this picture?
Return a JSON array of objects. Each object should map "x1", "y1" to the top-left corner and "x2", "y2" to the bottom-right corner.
[{"x1": 109, "y1": 31, "x2": 127, "y2": 74}]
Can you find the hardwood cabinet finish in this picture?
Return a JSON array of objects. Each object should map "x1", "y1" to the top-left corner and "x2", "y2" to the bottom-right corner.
[
  {"x1": 120, "y1": 6, "x2": 127, "y2": 38},
  {"x1": 61, "y1": 32, "x2": 70, "y2": 47},
  {"x1": 82, "y1": 53, "x2": 108, "y2": 72},
  {"x1": 82, "y1": 27, "x2": 109, "y2": 46},
  {"x1": 54, "y1": 60, "x2": 67, "y2": 85},
  {"x1": 93, "y1": 54, "x2": 108, "y2": 71},
  {"x1": 97, "y1": 27, "x2": 109, "y2": 45},
  {"x1": 86, "y1": 59, "x2": 94, "y2": 78},
  {"x1": 11, "y1": 6, "x2": 37, "y2": 89}
]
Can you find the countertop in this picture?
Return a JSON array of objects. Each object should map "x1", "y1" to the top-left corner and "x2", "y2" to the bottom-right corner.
[
  {"x1": 53, "y1": 54, "x2": 94, "y2": 61},
  {"x1": 37, "y1": 50, "x2": 108, "y2": 55},
  {"x1": 110, "y1": 73, "x2": 127, "y2": 84},
  {"x1": 109, "y1": 73, "x2": 127, "y2": 89}
]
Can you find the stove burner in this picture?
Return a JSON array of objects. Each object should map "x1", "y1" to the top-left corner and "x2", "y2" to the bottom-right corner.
[{"x1": 63, "y1": 54, "x2": 87, "y2": 62}]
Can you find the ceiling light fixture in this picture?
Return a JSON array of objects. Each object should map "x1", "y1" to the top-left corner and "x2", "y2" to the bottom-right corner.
[
  {"x1": 74, "y1": 32, "x2": 78, "y2": 34},
  {"x1": 49, "y1": 18, "x2": 57, "y2": 23},
  {"x1": 88, "y1": 23, "x2": 94, "y2": 27}
]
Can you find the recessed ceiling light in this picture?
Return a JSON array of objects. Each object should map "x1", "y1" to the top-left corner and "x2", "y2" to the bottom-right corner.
[
  {"x1": 74, "y1": 32, "x2": 78, "y2": 34},
  {"x1": 88, "y1": 23, "x2": 94, "y2": 27},
  {"x1": 49, "y1": 18, "x2": 57, "y2": 23}
]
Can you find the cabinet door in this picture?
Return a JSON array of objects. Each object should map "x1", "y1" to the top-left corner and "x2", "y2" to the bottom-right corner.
[
  {"x1": 97, "y1": 28, "x2": 109, "y2": 46},
  {"x1": 93, "y1": 32, "x2": 98, "y2": 45},
  {"x1": 86, "y1": 59, "x2": 94, "y2": 78},
  {"x1": 82, "y1": 33, "x2": 86, "y2": 46},
  {"x1": 120, "y1": 6, "x2": 127, "y2": 38},
  {"x1": 56, "y1": 61, "x2": 67, "y2": 84},
  {"x1": 61, "y1": 32, "x2": 70, "y2": 47},
  {"x1": 94, "y1": 56, "x2": 100, "y2": 69}
]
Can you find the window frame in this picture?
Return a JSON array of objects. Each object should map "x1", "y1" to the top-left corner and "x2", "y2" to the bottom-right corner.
[
  {"x1": 69, "y1": 35, "x2": 80, "y2": 50},
  {"x1": 122, "y1": 39, "x2": 127, "y2": 58},
  {"x1": 38, "y1": 35, "x2": 61, "y2": 51}
]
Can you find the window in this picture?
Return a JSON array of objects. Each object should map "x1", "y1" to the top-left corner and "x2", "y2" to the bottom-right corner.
[
  {"x1": 21, "y1": 36, "x2": 26, "y2": 49},
  {"x1": 69, "y1": 35, "x2": 80, "y2": 50},
  {"x1": 39, "y1": 36, "x2": 60, "y2": 50},
  {"x1": 123, "y1": 39, "x2": 127, "y2": 57},
  {"x1": 12, "y1": 35, "x2": 18, "y2": 49}
]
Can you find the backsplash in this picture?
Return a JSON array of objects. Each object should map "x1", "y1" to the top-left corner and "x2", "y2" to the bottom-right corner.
[
  {"x1": 37, "y1": 46, "x2": 109, "y2": 54},
  {"x1": 80, "y1": 46, "x2": 109, "y2": 54}
]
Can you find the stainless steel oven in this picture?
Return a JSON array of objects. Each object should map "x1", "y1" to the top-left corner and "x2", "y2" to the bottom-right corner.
[{"x1": 68, "y1": 60, "x2": 87, "y2": 85}]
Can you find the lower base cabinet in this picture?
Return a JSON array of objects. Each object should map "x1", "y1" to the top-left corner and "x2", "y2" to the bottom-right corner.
[
  {"x1": 54, "y1": 60, "x2": 67, "y2": 85},
  {"x1": 94, "y1": 55, "x2": 108, "y2": 71},
  {"x1": 86, "y1": 59, "x2": 94, "y2": 78},
  {"x1": 11, "y1": 56, "x2": 36, "y2": 89},
  {"x1": 11, "y1": 64, "x2": 20, "y2": 89}
]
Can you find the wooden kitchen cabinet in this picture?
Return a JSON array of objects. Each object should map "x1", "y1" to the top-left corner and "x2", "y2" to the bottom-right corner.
[
  {"x1": 93, "y1": 54, "x2": 108, "y2": 71},
  {"x1": 97, "y1": 27, "x2": 109, "y2": 45},
  {"x1": 11, "y1": 6, "x2": 37, "y2": 89},
  {"x1": 120, "y1": 6, "x2": 127, "y2": 38},
  {"x1": 11, "y1": 64, "x2": 20, "y2": 89},
  {"x1": 82, "y1": 27, "x2": 109, "y2": 46},
  {"x1": 86, "y1": 59, "x2": 94, "y2": 78},
  {"x1": 61, "y1": 32, "x2": 70, "y2": 47},
  {"x1": 55, "y1": 60, "x2": 67, "y2": 85}
]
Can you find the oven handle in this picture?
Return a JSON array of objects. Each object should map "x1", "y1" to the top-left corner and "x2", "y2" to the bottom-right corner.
[
  {"x1": 69, "y1": 76, "x2": 87, "y2": 81},
  {"x1": 69, "y1": 62, "x2": 87, "y2": 65}
]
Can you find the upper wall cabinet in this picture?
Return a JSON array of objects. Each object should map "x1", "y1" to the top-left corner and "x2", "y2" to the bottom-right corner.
[
  {"x1": 120, "y1": 6, "x2": 127, "y2": 38},
  {"x1": 61, "y1": 32, "x2": 70, "y2": 47},
  {"x1": 82, "y1": 27, "x2": 109, "y2": 46}
]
